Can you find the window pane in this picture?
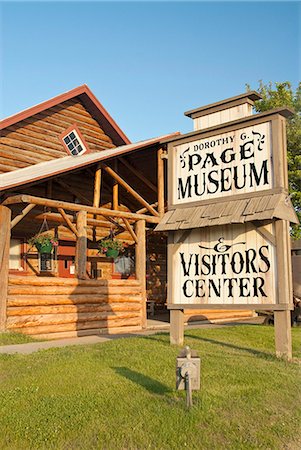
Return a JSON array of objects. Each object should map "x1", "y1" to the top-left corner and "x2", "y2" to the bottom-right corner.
[
  {"x1": 64, "y1": 136, "x2": 71, "y2": 144},
  {"x1": 73, "y1": 138, "x2": 79, "y2": 146},
  {"x1": 69, "y1": 132, "x2": 75, "y2": 140},
  {"x1": 115, "y1": 255, "x2": 135, "y2": 276},
  {"x1": 76, "y1": 145, "x2": 83, "y2": 153},
  {"x1": 71, "y1": 149, "x2": 79, "y2": 156},
  {"x1": 9, "y1": 239, "x2": 21, "y2": 270},
  {"x1": 68, "y1": 143, "x2": 74, "y2": 151}
]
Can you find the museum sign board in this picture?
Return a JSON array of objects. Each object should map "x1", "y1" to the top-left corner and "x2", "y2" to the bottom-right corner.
[{"x1": 159, "y1": 107, "x2": 297, "y2": 311}]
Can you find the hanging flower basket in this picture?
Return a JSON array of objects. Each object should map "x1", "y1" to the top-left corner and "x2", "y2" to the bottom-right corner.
[
  {"x1": 28, "y1": 234, "x2": 58, "y2": 254},
  {"x1": 98, "y1": 238, "x2": 125, "y2": 259},
  {"x1": 105, "y1": 248, "x2": 120, "y2": 259}
]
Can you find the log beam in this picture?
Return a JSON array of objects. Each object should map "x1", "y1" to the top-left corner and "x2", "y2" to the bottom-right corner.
[
  {"x1": 102, "y1": 165, "x2": 160, "y2": 217},
  {"x1": 119, "y1": 157, "x2": 158, "y2": 193},
  {"x1": 75, "y1": 210, "x2": 87, "y2": 279},
  {"x1": 136, "y1": 202, "x2": 158, "y2": 214},
  {"x1": 2, "y1": 195, "x2": 160, "y2": 224},
  {"x1": 0, "y1": 206, "x2": 11, "y2": 330},
  {"x1": 33, "y1": 212, "x2": 112, "y2": 228},
  {"x1": 58, "y1": 208, "x2": 79, "y2": 237},
  {"x1": 10, "y1": 203, "x2": 36, "y2": 229},
  {"x1": 123, "y1": 218, "x2": 138, "y2": 244},
  {"x1": 55, "y1": 179, "x2": 91, "y2": 205}
]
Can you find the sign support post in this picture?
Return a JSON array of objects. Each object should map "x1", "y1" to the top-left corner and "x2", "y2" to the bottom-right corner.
[
  {"x1": 170, "y1": 309, "x2": 184, "y2": 345},
  {"x1": 274, "y1": 219, "x2": 293, "y2": 360}
]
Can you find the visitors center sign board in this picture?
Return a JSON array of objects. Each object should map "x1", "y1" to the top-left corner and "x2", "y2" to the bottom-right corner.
[{"x1": 172, "y1": 223, "x2": 276, "y2": 305}]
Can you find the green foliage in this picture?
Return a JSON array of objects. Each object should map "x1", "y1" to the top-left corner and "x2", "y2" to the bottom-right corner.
[
  {"x1": 0, "y1": 326, "x2": 300, "y2": 449},
  {"x1": 98, "y1": 238, "x2": 125, "y2": 254},
  {"x1": 247, "y1": 81, "x2": 301, "y2": 239},
  {"x1": 28, "y1": 234, "x2": 58, "y2": 250}
]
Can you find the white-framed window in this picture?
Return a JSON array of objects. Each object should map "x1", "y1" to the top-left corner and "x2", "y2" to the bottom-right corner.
[
  {"x1": 62, "y1": 129, "x2": 87, "y2": 156},
  {"x1": 9, "y1": 239, "x2": 24, "y2": 271}
]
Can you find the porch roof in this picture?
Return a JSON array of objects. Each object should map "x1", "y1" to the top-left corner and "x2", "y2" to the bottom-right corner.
[
  {"x1": 155, "y1": 191, "x2": 299, "y2": 231},
  {"x1": 0, "y1": 132, "x2": 179, "y2": 192}
]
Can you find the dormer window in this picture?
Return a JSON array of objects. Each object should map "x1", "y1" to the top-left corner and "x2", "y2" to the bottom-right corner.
[{"x1": 60, "y1": 125, "x2": 88, "y2": 156}]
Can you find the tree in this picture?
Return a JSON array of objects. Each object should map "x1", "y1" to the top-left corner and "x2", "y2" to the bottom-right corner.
[{"x1": 247, "y1": 81, "x2": 301, "y2": 239}]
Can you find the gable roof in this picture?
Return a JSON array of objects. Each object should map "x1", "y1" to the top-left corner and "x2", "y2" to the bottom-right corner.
[
  {"x1": 0, "y1": 132, "x2": 180, "y2": 192},
  {"x1": 155, "y1": 191, "x2": 299, "y2": 230},
  {"x1": 0, "y1": 84, "x2": 130, "y2": 146}
]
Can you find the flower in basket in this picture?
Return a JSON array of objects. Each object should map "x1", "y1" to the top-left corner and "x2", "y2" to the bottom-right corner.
[
  {"x1": 98, "y1": 238, "x2": 125, "y2": 259},
  {"x1": 28, "y1": 234, "x2": 58, "y2": 253}
]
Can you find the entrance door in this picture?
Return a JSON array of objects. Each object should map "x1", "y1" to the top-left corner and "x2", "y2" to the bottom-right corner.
[{"x1": 58, "y1": 240, "x2": 76, "y2": 278}]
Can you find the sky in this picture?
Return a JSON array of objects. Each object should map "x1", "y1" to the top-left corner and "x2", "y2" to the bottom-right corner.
[{"x1": 1, "y1": 1, "x2": 300, "y2": 142}]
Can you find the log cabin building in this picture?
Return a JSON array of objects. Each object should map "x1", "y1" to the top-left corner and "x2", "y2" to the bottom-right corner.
[{"x1": 0, "y1": 85, "x2": 254, "y2": 339}]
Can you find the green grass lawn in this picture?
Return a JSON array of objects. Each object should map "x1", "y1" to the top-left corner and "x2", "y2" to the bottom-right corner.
[
  {"x1": 0, "y1": 326, "x2": 300, "y2": 450},
  {"x1": 0, "y1": 332, "x2": 38, "y2": 346}
]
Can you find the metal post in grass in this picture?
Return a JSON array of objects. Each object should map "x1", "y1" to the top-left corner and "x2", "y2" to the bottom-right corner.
[{"x1": 176, "y1": 346, "x2": 200, "y2": 408}]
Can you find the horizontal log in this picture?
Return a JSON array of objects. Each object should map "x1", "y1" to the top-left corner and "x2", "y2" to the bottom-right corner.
[
  {"x1": 7, "y1": 295, "x2": 142, "y2": 307},
  {"x1": 8, "y1": 285, "x2": 142, "y2": 296},
  {"x1": 23, "y1": 117, "x2": 65, "y2": 135},
  {"x1": 63, "y1": 100, "x2": 93, "y2": 117},
  {"x1": 0, "y1": 157, "x2": 27, "y2": 169},
  {"x1": 6, "y1": 124, "x2": 66, "y2": 145},
  {"x1": 0, "y1": 164, "x2": 15, "y2": 173},
  {"x1": 3, "y1": 130, "x2": 63, "y2": 151},
  {"x1": 32, "y1": 325, "x2": 142, "y2": 340},
  {"x1": 7, "y1": 311, "x2": 141, "y2": 328},
  {"x1": 83, "y1": 140, "x2": 115, "y2": 151},
  {"x1": 0, "y1": 145, "x2": 48, "y2": 164},
  {"x1": 8, "y1": 302, "x2": 142, "y2": 316},
  {"x1": 37, "y1": 111, "x2": 105, "y2": 136},
  {"x1": 50, "y1": 104, "x2": 103, "y2": 127},
  {"x1": 0, "y1": 137, "x2": 65, "y2": 158},
  {"x1": 3, "y1": 195, "x2": 160, "y2": 224},
  {"x1": 8, "y1": 276, "x2": 140, "y2": 287},
  {"x1": 7, "y1": 317, "x2": 142, "y2": 335}
]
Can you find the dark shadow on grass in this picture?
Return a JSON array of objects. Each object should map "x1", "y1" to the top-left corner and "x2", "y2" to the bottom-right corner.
[
  {"x1": 113, "y1": 367, "x2": 172, "y2": 395},
  {"x1": 185, "y1": 334, "x2": 274, "y2": 359}
]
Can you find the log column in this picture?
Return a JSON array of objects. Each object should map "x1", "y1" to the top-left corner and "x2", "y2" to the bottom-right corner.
[
  {"x1": 157, "y1": 148, "x2": 165, "y2": 217},
  {"x1": 0, "y1": 206, "x2": 11, "y2": 331},
  {"x1": 112, "y1": 161, "x2": 119, "y2": 210},
  {"x1": 93, "y1": 164, "x2": 102, "y2": 208},
  {"x1": 75, "y1": 210, "x2": 87, "y2": 280},
  {"x1": 135, "y1": 220, "x2": 146, "y2": 328}
]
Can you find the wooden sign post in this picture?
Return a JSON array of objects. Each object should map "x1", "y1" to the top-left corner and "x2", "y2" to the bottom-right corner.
[{"x1": 156, "y1": 93, "x2": 298, "y2": 360}]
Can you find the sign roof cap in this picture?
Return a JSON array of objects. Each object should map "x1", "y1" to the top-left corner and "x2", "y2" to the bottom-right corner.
[{"x1": 184, "y1": 91, "x2": 262, "y2": 119}]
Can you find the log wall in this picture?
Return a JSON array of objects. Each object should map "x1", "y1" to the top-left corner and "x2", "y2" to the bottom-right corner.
[
  {"x1": 0, "y1": 98, "x2": 115, "y2": 173},
  {"x1": 7, "y1": 276, "x2": 143, "y2": 339}
]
